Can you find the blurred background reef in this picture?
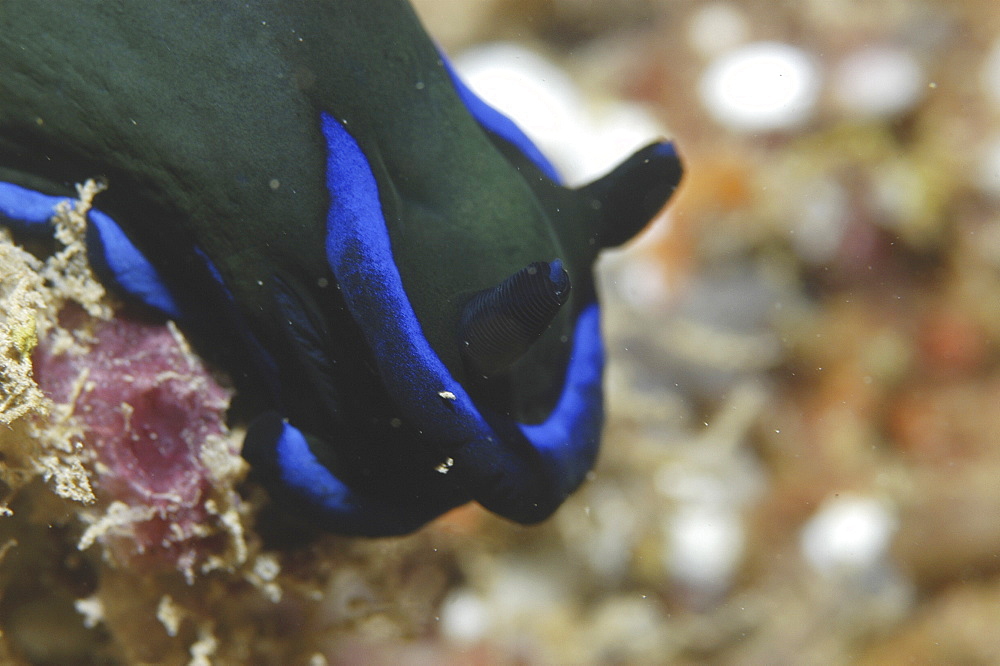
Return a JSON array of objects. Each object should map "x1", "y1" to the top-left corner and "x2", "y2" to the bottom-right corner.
[{"x1": 2, "y1": 0, "x2": 1000, "y2": 663}]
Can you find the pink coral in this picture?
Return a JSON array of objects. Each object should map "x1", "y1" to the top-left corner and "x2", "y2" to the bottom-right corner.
[{"x1": 32, "y1": 311, "x2": 245, "y2": 577}]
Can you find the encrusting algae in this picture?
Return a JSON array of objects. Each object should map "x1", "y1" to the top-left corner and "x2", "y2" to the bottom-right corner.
[
  {"x1": 0, "y1": 181, "x2": 461, "y2": 664},
  {"x1": 0, "y1": 181, "x2": 106, "y2": 507},
  {"x1": 0, "y1": 180, "x2": 252, "y2": 660}
]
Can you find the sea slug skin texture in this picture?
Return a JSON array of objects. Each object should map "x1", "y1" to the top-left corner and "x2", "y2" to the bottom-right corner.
[{"x1": 0, "y1": 0, "x2": 682, "y2": 536}]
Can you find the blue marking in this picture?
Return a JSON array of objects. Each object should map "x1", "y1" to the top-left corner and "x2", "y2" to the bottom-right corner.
[
  {"x1": 262, "y1": 417, "x2": 463, "y2": 536},
  {"x1": 186, "y1": 245, "x2": 283, "y2": 402},
  {"x1": 0, "y1": 180, "x2": 182, "y2": 318},
  {"x1": 439, "y1": 54, "x2": 563, "y2": 184},
  {"x1": 651, "y1": 141, "x2": 678, "y2": 159},
  {"x1": 549, "y1": 258, "x2": 569, "y2": 294},
  {"x1": 321, "y1": 112, "x2": 493, "y2": 449},
  {"x1": 520, "y1": 303, "x2": 604, "y2": 498},
  {"x1": 192, "y1": 245, "x2": 236, "y2": 304},
  {"x1": 320, "y1": 114, "x2": 607, "y2": 522},
  {"x1": 0, "y1": 181, "x2": 65, "y2": 228},
  {"x1": 273, "y1": 419, "x2": 354, "y2": 510},
  {"x1": 87, "y1": 209, "x2": 183, "y2": 319}
]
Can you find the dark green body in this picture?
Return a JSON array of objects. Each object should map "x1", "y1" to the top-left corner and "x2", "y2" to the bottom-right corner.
[
  {"x1": 0, "y1": 0, "x2": 683, "y2": 534},
  {"x1": 0, "y1": 1, "x2": 583, "y2": 406}
]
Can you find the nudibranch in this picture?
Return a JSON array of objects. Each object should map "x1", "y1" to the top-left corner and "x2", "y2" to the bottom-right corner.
[{"x1": 0, "y1": 1, "x2": 682, "y2": 535}]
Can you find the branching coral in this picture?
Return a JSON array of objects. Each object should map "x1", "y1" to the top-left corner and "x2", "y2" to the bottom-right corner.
[{"x1": 0, "y1": 231, "x2": 46, "y2": 426}]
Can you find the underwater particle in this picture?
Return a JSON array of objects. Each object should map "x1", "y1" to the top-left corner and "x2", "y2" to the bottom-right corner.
[
  {"x1": 699, "y1": 42, "x2": 820, "y2": 131},
  {"x1": 32, "y1": 314, "x2": 247, "y2": 579}
]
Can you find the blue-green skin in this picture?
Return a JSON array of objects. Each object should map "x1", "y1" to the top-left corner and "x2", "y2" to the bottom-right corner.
[{"x1": 0, "y1": 0, "x2": 682, "y2": 535}]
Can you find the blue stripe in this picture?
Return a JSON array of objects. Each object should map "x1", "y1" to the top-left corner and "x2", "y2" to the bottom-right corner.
[
  {"x1": 439, "y1": 53, "x2": 563, "y2": 184},
  {"x1": 0, "y1": 180, "x2": 182, "y2": 319}
]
